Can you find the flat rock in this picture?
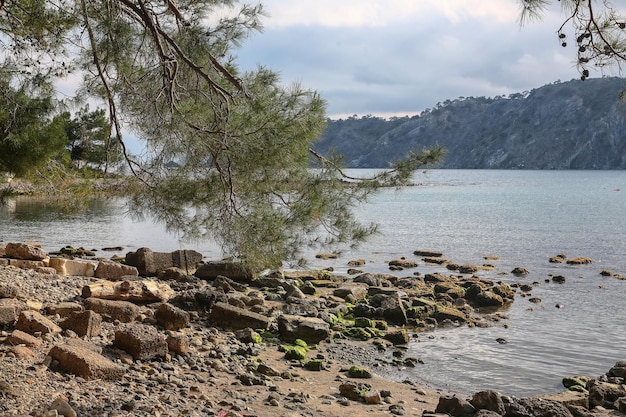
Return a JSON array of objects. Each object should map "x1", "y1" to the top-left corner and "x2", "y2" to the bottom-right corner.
[{"x1": 49, "y1": 343, "x2": 125, "y2": 380}]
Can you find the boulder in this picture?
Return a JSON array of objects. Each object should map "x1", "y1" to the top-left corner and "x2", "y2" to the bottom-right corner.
[
  {"x1": 48, "y1": 258, "x2": 96, "y2": 277},
  {"x1": 81, "y1": 279, "x2": 175, "y2": 302},
  {"x1": 84, "y1": 298, "x2": 141, "y2": 323},
  {"x1": 333, "y1": 283, "x2": 368, "y2": 301},
  {"x1": 277, "y1": 314, "x2": 330, "y2": 344},
  {"x1": 5, "y1": 242, "x2": 47, "y2": 261},
  {"x1": 470, "y1": 390, "x2": 506, "y2": 415},
  {"x1": 49, "y1": 343, "x2": 125, "y2": 380},
  {"x1": 209, "y1": 302, "x2": 272, "y2": 330},
  {"x1": 436, "y1": 395, "x2": 476, "y2": 417},
  {"x1": 94, "y1": 260, "x2": 139, "y2": 280},
  {"x1": 113, "y1": 323, "x2": 168, "y2": 360},
  {"x1": 0, "y1": 298, "x2": 28, "y2": 326},
  {"x1": 505, "y1": 397, "x2": 573, "y2": 417},
  {"x1": 59, "y1": 310, "x2": 102, "y2": 337},
  {"x1": 45, "y1": 302, "x2": 84, "y2": 318},
  {"x1": 155, "y1": 303, "x2": 190, "y2": 330},
  {"x1": 125, "y1": 247, "x2": 203, "y2": 276},
  {"x1": 15, "y1": 310, "x2": 62, "y2": 335},
  {"x1": 369, "y1": 293, "x2": 407, "y2": 325},
  {"x1": 8, "y1": 259, "x2": 46, "y2": 270},
  {"x1": 6, "y1": 330, "x2": 43, "y2": 348},
  {"x1": 194, "y1": 260, "x2": 253, "y2": 282},
  {"x1": 588, "y1": 380, "x2": 626, "y2": 409}
]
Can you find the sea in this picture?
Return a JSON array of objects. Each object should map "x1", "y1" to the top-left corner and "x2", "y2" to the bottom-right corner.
[{"x1": 1, "y1": 169, "x2": 625, "y2": 398}]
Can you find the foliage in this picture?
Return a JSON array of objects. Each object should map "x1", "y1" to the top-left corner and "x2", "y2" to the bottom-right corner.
[
  {"x1": 519, "y1": 0, "x2": 626, "y2": 80},
  {"x1": 0, "y1": 0, "x2": 442, "y2": 268},
  {"x1": 0, "y1": 70, "x2": 67, "y2": 176},
  {"x1": 58, "y1": 106, "x2": 122, "y2": 173}
]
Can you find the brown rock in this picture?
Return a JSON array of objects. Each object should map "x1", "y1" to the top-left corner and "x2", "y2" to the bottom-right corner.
[
  {"x1": 48, "y1": 344, "x2": 125, "y2": 380},
  {"x1": 82, "y1": 279, "x2": 175, "y2": 302},
  {"x1": 94, "y1": 259, "x2": 139, "y2": 280},
  {"x1": 48, "y1": 258, "x2": 96, "y2": 276},
  {"x1": 35, "y1": 266, "x2": 58, "y2": 275},
  {"x1": 5, "y1": 242, "x2": 47, "y2": 261},
  {"x1": 209, "y1": 302, "x2": 272, "y2": 330},
  {"x1": 45, "y1": 302, "x2": 85, "y2": 318},
  {"x1": 0, "y1": 298, "x2": 28, "y2": 326},
  {"x1": 6, "y1": 329, "x2": 43, "y2": 347},
  {"x1": 125, "y1": 247, "x2": 203, "y2": 276},
  {"x1": 0, "y1": 283, "x2": 21, "y2": 298},
  {"x1": 59, "y1": 310, "x2": 102, "y2": 337},
  {"x1": 113, "y1": 323, "x2": 168, "y2": 360},
  {"x1": 155, "y1": 303, "x2": 190, "y2": 330},
  {"x1": 194, "y1": 260, "x2": 253, "y2": 282},
  {"x1": 15, "y1": 310, "x2": 62, "y2": 335},
  {"x1": 84, "y1": 297, "x2": 141, "y2": 323},
  {"x1": 166, "y1": 334, "x2": 189, "y2": 355},
  {"x1": 277, "y1": 314, "x2": 330, "y2": 344}
]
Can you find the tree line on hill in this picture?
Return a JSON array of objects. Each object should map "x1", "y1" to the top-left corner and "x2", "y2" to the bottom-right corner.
[{"x1": 314, "y1": 77, "x2": 626, "y2": 170}]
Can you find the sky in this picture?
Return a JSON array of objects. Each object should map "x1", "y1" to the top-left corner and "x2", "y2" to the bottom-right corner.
[{"x1": 232, "y1": 0, "x2": 615, "y2": 119}]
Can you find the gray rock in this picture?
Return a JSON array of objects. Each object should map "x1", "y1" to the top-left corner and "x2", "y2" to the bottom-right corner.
[
  {"x1": 277, "y1": 314, "x2": 330, "y2": 344},
  {"x1": 49, "y1": 343, "x2": 125, "y2": 380},
  {"x1": 194, "y1": 260, "x2": 253, "y2": 282},
  {"x1": 126, "y1": 247, "x2": 203, "y2": 276},
  {"x1": 155, "y1": 302, "x2": 190, "y2": 330},
  {"x1": 470, "y1": 390, "x2": 506, "y2": 415},
  {"x1": 59, "y1": 310, "x2": 102, "y2": 337},
  {"x1": 114, "y1": 323, "x2": 168, "y2": 360},
  {"x1": 84, "y1": 297, "x2": 141, "y2": 323},
  {"x1": 15, "y1": 310, "x2": 62, "y2": 335},
  {"x1": 208, "y1": 302, "x2": 272, "y2": 330}
]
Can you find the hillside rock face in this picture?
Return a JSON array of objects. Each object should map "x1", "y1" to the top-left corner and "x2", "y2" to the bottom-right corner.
[{"x1": 314, "y1": 77, "x2": 626, "y2": 169}]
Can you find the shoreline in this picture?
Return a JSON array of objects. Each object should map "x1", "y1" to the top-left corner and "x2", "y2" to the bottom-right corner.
[{"x1": 0, "y1": 242, "x2": 624, "y2": 416}]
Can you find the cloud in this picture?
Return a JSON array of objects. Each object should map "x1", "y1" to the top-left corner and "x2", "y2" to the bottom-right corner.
[{"x1": 233, "y1": 1, "x2": 596, "y2": 118}]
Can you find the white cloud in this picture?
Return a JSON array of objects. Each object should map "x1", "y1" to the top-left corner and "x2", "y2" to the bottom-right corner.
[
  {"x1": 235, "y1": 0, "x2": 600, "y2": 118},
  {"x1": 258, "y1": 0, "x2": 521, "y2": 28}
]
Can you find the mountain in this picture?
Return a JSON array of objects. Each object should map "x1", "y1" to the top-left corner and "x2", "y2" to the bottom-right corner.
[{"x1": 314, "y1": 77, "x2": 626, "y2": 169}]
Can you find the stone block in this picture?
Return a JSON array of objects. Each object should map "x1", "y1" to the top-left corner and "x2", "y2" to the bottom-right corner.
[
  {"x1": 166, "y1": 334, "x2": 189, "y2": 355},
  {"x1": 208, "y1": 302, "x2": 272, "y2": 330},
  {"x1": 45, "y1": 302, "x2": 84, "y2": 318},
  {"x1": 155, "y1": 303, "x2": 190, "y2": 330},
  {"x1": 113, "y1": 323, "x2": 168, "y2": 360},
  {"x1": 15, "y1": 310, "x2": 62, "y2": 335},
  {"x1": 5, "y1": 242, "x2": 47, "y2": 261},
  {"x1": 95, "y1": 259, "x2": 139, "y2": 280},
  {"x1": 60, "y1": 310, "x2": 102, "y2": 337},
  {"x1": 277, "y1": 314, "x2": 330, "y2": 344},
  {"x1": 35, "y1": 266, "x2": 58, "y2": 275},
  {"x1": 0, "y1": 299, "x2": 29, "y2": 326},
  {"x1": 194, "y1": 260, "x2": 253, "y2": 282},
  {"x1": 6, "y1": 329, "x2": 43, "y2": 347},
  {"x1": 48, "y1": 258, "x2": 95, "y2": 277},
  {"x1": 84, "y1": 298, "x2": 140, "y2": 323},
  {"x1": 125, "y1": 247, "x2": 203, "y2": 276},
  {"x1": 333, "y1": 283, "x2": 368, "y2": 300},
  {"x1": 8, "y1": 259, "x2": 46, "y2": 270},
  {"x1": 49, "y1": 344, "x2": 125, "y2": 380},
  {"x1": 0, "y1": 258, "x2": 8, "y2": 266}
]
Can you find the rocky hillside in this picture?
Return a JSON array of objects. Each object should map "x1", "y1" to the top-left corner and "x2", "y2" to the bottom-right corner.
[{"x1": 314, "y1": 77, "x2": 626, "y2": 169}]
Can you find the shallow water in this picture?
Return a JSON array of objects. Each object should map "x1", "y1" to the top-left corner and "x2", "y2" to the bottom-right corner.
[{"x1": 2, "y1": 169, "x2": 625, "y2": 397}]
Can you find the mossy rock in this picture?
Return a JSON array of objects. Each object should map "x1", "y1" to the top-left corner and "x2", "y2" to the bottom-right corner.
[
  {"x1": 284, "y1": 346, "x2": 307, "y2": 360},
  {"x1": 354, "y1": 317, "x2": 375, "y2": 328},
  {"x1": 294, "y1": 339, "x2": 309, "y2": 350},
  {"x1": 348, "y1": 365, "x2": 372, "y2": 378},
  {"x1": 563, "y1": 375, "x2": 590, "y2": 390},
  {"x1": 343, "y1": 327, "x2": 375, "y2": 341},
  {"x1": 304, "y1": 359, "x2": 325, "y2": 371}
]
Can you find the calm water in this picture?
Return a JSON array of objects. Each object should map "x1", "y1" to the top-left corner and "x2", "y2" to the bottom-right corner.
[{"x1": 1, "y1": 170, "x2": 626, "y2": 397}]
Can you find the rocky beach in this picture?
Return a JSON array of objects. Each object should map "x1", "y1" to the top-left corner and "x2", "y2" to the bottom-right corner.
[{"x1": 0, "y1": 241, "x2": 625, "y2": 417}]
